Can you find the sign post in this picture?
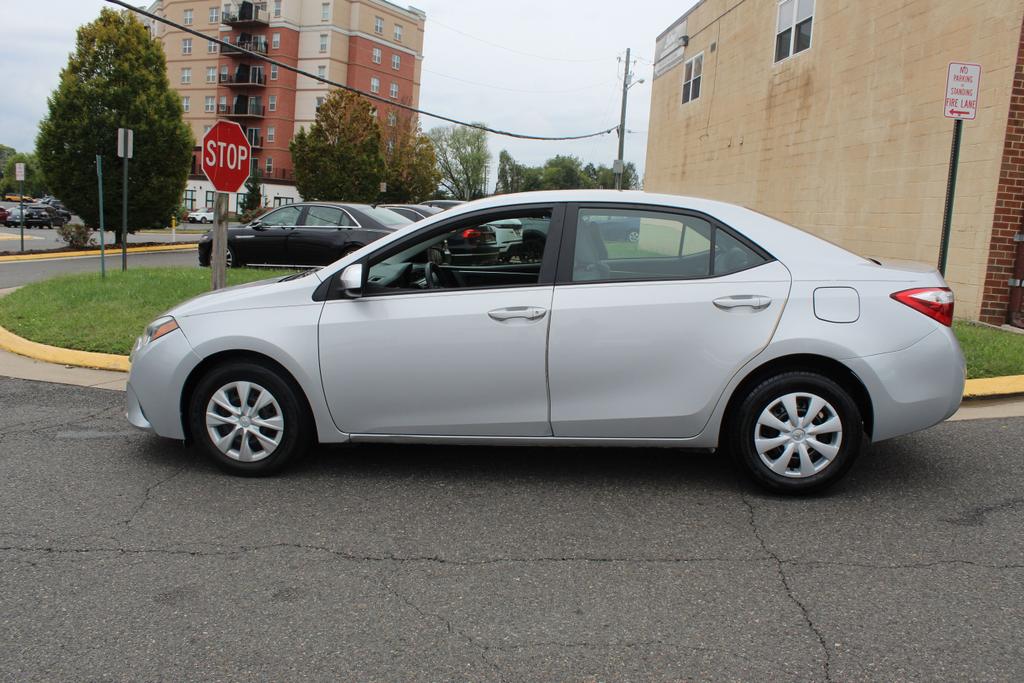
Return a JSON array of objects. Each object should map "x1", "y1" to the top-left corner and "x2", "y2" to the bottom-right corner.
[
  {"x1": 117, "y1": 128, "x2": 133, "y2": 272},
  {"x1": 96, "y1": 156, "x2": 106, "y2": 278},
  {"x1": 938, "y1": 62, "x2": 981, "y2": 276},
  {"x1": 201, "y1": 121, "x2": 251, "y2": 290},
  {"x1": 15, "y1": 163, "x2": 25, "y2": 252}
]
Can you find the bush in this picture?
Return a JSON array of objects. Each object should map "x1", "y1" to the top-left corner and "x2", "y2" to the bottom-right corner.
[
  {"x1": 56, "y1": 223, "x2": 95, "y2": 250},
  {"x1": 240, "y1": 206, "x2": 270, "y2": 224}
]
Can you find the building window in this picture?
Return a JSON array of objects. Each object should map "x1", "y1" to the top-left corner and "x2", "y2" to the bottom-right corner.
[
  {"x1": 374, "y1": 16, "x2": 384, "y2": 34},
  {"x1": 386, "y1": 139, "x2": 394, "y2": 154},
  {"x1": 209, "y1": 6, "x2": 219, "y2": 22},
  {"x1": 183, "y1": 8, "x2": 193, "y2": 25},
  {"x1": 387, "y1": 111, "x2": 397, "y2": 126},
  {"x1": 272, "y1": 33, "x2": 280, "y2": 49},
  {"x1": 775, "y1": 0, "x2": 813, "y2": 63},
  {"x1": 181, "y1": 67, "x2": 192, "y2": 84},
  {"x1": 273, "y1": 0, "x2": 281, "y2": 17},
  {"x1": 270, "y1": 64, "x2": 278, "y2": 80},
  {"x1": 250, "y1": 158, "x2": 260, "y2": 175},
  {"x1": 182, "y1": 96, "x2": 191, "y2": 112},
  {"x1": 389, "y1": 82, "x2": 398, "y2": 98},
  {"x1": 682, "y1": 53, "x2": 702, "y2": 103},
  {"x1": 370, "y1": 76, "x2": 380, "y2": 93},
  {"x1": 220, "y1": 64, "x2": 228, "y2": 81},
  {"x1": 268, "y1": 95, "x2": 277, "y2": 111},
  {"x1": 206, "y1": 66, "x2": 217, "y2": 83},
  {"x1": 394, "y1": 24, "x2": 403, "y2": 41},
  {"x1": 392, "y1": 54, "x2": 400, "y2": 70},
  {"x1": 317, "y1": 65, "x2": 326, "y2": 79},
  {"x1": 372, "y1": 47, "x2": 382, "y2": 64},
  {"x1": 219, "y1": 95, "x2": 227, "y2": 112},
  {"x1": 204, "y1": 95, "x2": 215, "y2": 112},
  {"x1": 321, "y1": 2, "x2": 330, "y2": 20},
  {"x1": 206, "y1": 190, "x2": 215, "y2": 205},
  {"x1": 266, "y1": 157, "x2": 274, "y2": 174},
  {"x1": 182, "y1": 38, "x2": 192, "y2": 54},
  {"x1": 319, "y1": 33, "x2": 328, "y2": 52},
  {"x1": 370, "y1": 107, "x2": 377, "y2": 118},
  {"x1": 207, "y1": 39, "x2": 218, "y2": 53},
  {"x1": 267, "y1": 126, "x2": 276, "y2": 143},
  {"x1": 203, "y1": 124, "x2": 212, "y2": 136},
  {"x1": 316, "y1": 96, "x2": 325, "y2": 110}
]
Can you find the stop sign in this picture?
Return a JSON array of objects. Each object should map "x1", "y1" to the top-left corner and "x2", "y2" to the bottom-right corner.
[{"x1": 201, "y1": 121, "x2": 251, "y2": 193}]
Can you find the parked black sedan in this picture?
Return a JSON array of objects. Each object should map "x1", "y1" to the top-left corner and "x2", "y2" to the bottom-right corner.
[
  {"x1": 3, "y1": 205, "x2": 64, "y2": 228},
  {"x1": 381, "y1": 204, "x2": 443, "y2": 222},
  {"x1": 198, "y1": 202, "x2": 412, "y2": 268}
]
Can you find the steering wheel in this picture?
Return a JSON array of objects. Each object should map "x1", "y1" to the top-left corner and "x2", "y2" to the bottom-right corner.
[{"x1": 424, "y1": 261, "x2": 444, "y2": 289}]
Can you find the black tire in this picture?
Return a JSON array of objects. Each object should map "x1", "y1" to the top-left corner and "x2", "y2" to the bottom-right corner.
[
  {"x1": 227, "y1": 245, "x2": 242, "y2": 268},
  {"x1": 188, "y1": 360, "x2": 312, "y2": 476},
  {"x1": 728, "y1": 371, "x2": 863, "y2": 494}
]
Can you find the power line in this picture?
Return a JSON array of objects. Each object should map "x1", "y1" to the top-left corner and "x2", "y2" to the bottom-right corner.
[
  {"x1": 102, "y1": 0, "x2": 618, "y2": 142},
  {"x1": 429, "y1": 18, "x2": 611, "y2": 64},
  {"x1": 423, "y1": 68, "x2": 616, "y2": 95}
]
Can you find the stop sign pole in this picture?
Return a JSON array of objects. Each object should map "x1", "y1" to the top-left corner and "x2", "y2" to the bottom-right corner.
[{"x1": 201, "y1": 121, "x2": 251, "y2": 290}]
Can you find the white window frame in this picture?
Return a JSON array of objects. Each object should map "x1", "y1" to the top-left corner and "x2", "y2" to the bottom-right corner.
[
  {"x1": 207, "y1": 39, "x2": 218, "y2": 53},
  {"x1": 270, "y1": 64, "x2": 278, "y2": 80},
  {"x1": 681, "y1": 52, "x2": 703, "y2": 104},
  {"x1": 273, "y1": 0, "x2": 281, "y2": 17},
  {"x1": 267, "y1": 126, "x2": 276, "y2": 143},
  {"x1": 387, "y1": 111, "x2": 397, "y2": 126},
  {"x1": 182, "y1": 96, "x2": 191, "y2": 112},
  {"x1": 319, "y1": 33, "x2": 328, "y2": 53},
  {"x1": 321, "y1": 2, "x2": 330, "y2": 20},
  {"x1": 209, "y1": 6, "x2": 219, "y2": 23},
  {"x1": 183, "y1": 8, "x2": 193, "y2": 25},
  {"x1": 268, "y1": 95, "x2": 277, "y2": 112},
  {"x1": 219, "y1": 95, "x2": 227, "y2": 112},
  {"x1": 392, "y1": 54, "x2": 401, "y2": 70},
  {"x1": 181, "y1": 67, "x2": 192, "y2": 84},
  {"x1": 317, "y1": 65, "x2": 326, "y2": 79},
  {"x1": 774, "y1": 0, "x2": 814, "y2": 63},
  {"x1": 372, "y1": 47, "x2": 382, "y2": 64},
  {"x1": 206, "y1": 66, "x2": 217, "y2": 83},
  {"x1": 374, "y1": 16, "x2": 384, "y2": 34},
  {"x1": 394, "y1": 24, "x2": 403, "y2": 41},
  {"x1": 370, "y1": 76, "x2": 380, "y2": 94},
  {"x1": 204, "y1": 95, "x2": 215, "y2": 113},
  {"x1": 272, "y1": 33, "x2": 281, "y2": 49},
  {"x1": 182, "y1": 38, "x2": 192, "y2": 54},
  {"x1": 315, "y1": 96, "x2": 326, "y2": 110},
  {"x1": 266, "y1": 157, "x2": 274, "y2": 174},
  {"x1": 389, "y1": 82, "x2": 398, "y2": 98}
]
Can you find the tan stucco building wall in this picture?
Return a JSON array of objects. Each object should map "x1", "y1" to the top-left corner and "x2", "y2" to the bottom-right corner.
[{"x1": 645, "y1": 0, "x2": 1024, "y2": 319}]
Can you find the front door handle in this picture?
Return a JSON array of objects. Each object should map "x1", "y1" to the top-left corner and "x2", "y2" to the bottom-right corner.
[
  {"x1": 713, "y1": 295, "x2": 771, "y2": 311},
  {"x1": 488, "y1": 306, "x2": 547, "y2": 322}
]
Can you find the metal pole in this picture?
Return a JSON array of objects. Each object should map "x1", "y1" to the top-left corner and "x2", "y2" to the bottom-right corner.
[
  {"x1": 18, "y1": 179, "x2": 24, "y2": 252},
  {"x1": 211, "y1": 192, "x2": 228, "y2": 290},
  {"x1": 938, "y1": 118, "x2": 963, "y2": 276},
  {"x1": 96, "y1": 156, "x2": 106, "y2": 278},
  {"x1": 121, "y1": 128, "x2": 129, "y2": 272},
  {"x1": 615, "y1": 47, "x2": 631, "y2": 191}
]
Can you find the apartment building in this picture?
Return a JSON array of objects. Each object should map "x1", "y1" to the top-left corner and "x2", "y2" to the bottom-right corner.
[
  {"x1": 645, "y1": 0, "x2": 1024, "y2": 324},
  {"x1": 149, "y1": 0, "x2": 426, "y2": 212}
]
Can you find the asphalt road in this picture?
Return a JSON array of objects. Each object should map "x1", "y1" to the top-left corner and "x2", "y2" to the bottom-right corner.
[
  {"x1": 1, "y1": 377, "x2": 1021, "y2": 681},
  {"x1": 0, "y1": 250, "x2": 200, "y2": 288},
  {"x1": 0, "y1": 225, "x2": 205, "y2": 251}
]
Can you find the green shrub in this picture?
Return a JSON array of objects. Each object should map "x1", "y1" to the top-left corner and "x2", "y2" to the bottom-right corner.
[{"x1": 56, "y1": 223, "x2": 95, "y2": 250}]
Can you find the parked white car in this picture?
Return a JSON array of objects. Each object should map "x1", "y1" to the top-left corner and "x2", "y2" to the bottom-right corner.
[
  {"x1": 127, "y1": 191, "x2": 965, "y2": 493},
  {"x1": 187, "y1": 207, "x2": 214, "y2": 223}
]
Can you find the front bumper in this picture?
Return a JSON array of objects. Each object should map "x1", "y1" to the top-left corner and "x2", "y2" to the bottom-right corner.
[
  {"x1": 125, "y1": 327, "x2": 203, "y2": 440},
  {"x1": 125, "y1": 383, "x2": 152, "y2": 431}
]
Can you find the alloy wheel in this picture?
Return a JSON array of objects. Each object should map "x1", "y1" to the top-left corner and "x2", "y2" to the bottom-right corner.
[
  {"x1": 754, "y1": 392, "x2": 843, "y2": 478},
  {"x1": 205, "y1": 381, "x2": 284, "y2": 462}
]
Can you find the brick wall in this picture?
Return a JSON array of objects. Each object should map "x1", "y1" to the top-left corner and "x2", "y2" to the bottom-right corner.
[{"x1": 979, "y1": 21, "x2": 1024, "y2": 324}]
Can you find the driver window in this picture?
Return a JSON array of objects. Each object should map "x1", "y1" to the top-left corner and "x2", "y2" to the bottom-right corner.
[
  {"x1": 260, "y1": 206, "x2": 302, "y2": 227},
  {"x1": 366, "y1": 209, "x2": 551, "y2": 293}
]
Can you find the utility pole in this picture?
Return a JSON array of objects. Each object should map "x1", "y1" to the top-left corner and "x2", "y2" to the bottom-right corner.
[{"x1": 615, "y1": 49, "x2": 644, "y2": 190}]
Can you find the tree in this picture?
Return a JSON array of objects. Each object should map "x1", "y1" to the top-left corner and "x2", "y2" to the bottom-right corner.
[
  {"x1": 540, "y1": 155, "x2": 595, "y2": 190},
  {"x1": 239, "y1": 169, "x2": 264, "y2": 219},
  {"x1": 381, "y1": 112, "x2": 440, "y2": 203},
  {"x1": 1, "y1": 153, "x2": 48, "y2": 197},
  {"x1": 291, "y1": 90, "x2": 384, "y2": 202},
  {"x1": 427, "y1": 124, "x2": 491, "y2": 200},
  {"x1": 36, "y1": 8, "x2": 192, "y2": 239},
  {"x1": 0, "y1": 145, "x2": 16, "y2": 175},
  {"x1": 495, "y1": 150, "x2": 525, "y2": 194}
]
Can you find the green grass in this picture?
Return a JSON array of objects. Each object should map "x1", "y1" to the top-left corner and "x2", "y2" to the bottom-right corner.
[
  {"x1": 953, "y1": 321, "x2": 1024, "y2": 380},
  {"x1": 0, "y1": 267, "x2": 293, "y2": 355}
]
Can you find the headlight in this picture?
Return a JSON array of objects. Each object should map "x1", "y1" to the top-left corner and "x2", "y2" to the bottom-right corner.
[{"x1": 141, "y1": 316, "x2": 179, "y2": 345}]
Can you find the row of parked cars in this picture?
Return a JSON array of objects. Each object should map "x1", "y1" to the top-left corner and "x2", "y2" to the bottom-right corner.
[
  {"x1": 1, "y1": 197, "x2": 71, "y2": 228},
  {"x1": 196, "y1": 199, "x2": 541, "y2": 268}
]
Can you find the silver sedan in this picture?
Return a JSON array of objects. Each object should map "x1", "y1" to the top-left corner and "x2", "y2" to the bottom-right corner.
[{"x1": 127, "y1": 190, "x2": 965, "y2": 493}]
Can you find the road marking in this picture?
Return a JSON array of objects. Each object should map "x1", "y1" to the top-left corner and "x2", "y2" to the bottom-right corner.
[{"x1": 0, "y1": 234, "x2": 43, "y2": 241}]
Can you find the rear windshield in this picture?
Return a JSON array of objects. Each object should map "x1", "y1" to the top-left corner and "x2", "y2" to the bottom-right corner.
[{"x1": 357, "y1": 206, "x2": 413, "y2": 227}]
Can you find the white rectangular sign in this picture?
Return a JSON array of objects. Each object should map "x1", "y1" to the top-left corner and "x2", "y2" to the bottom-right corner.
[
  {"x1": 14, "y1": 163, "x2": 25, "y2": 182},
  {"x1": 117, "y1": 128, "x2": 134, "y2": 159},
  {"x1": 944, "y1": 62, "x2": 981, "y2": 120}
]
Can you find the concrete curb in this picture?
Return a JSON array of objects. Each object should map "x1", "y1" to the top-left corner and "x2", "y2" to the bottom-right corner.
[
  {"x1": 963, "y1": 374, "x2": 1024, "y2": 400},
  {"x1": 0, "y1": 243, "x2": 197, "y2": 263}
]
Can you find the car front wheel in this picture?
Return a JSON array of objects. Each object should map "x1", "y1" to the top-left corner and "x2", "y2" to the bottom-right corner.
[
  {"x1": 729, "y1": 371, "x2": 863, "y2": 494},
  {"x1": 188, "y1": 361, "x2": 311, "y2": 475}
]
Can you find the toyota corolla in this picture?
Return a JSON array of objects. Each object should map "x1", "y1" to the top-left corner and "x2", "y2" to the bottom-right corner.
[{"x1": 127, "y1": 191, "x2": 965, "y2": 493}]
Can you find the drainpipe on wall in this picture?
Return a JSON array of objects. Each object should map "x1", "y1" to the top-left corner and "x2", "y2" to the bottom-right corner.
[{"x1": 1011, "y1": 217, "x2": 1024, "y2": 329}]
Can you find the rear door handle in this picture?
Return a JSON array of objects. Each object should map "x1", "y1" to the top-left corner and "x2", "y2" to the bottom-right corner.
[
  {"x1": 713, "y1": 295, "x2": 771, "y2": 311},
  {"x1": 488, "y1": 306, "x2": 547, "y2": 322}
]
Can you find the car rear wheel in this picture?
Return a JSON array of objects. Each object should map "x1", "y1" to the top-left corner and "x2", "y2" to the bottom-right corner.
[
  {"x1": 226, "y1": 245, "x2": 241, "y2": 268},
  {"x1": 729, "y1": 371, "x2": 863, "y2": 494},
  {"x1": 188, "y1": 361, "x2": 311, "y2": 475}
]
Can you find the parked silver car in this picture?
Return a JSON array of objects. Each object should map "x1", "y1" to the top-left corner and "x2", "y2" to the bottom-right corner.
[{"x1": 126, "y1": 191, "x2": 965, "y2": 492}]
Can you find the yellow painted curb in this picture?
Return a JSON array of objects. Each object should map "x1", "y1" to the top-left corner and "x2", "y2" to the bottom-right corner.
[
  {"x1": 0, "y1": 324, "x2": 130, "y2": 372},
  {"x1": 963, "y1": 375, "x2": 1024, "y2": 400},
  {"x1": 0, "y1": 243, "x2": 196, "y2": 263}
]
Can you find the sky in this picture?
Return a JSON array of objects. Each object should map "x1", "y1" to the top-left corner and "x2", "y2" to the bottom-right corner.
[{"x1": 0, "y1": 0, "x2": 698, "y2": 186}]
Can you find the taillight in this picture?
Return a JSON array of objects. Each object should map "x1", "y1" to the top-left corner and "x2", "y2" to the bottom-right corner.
[
  {"x1": 461, "y1": 228, "x2": 481, "y2": 239},
  {"x1": 890, "y1": 288, "x2": 954, "y2": 326}
]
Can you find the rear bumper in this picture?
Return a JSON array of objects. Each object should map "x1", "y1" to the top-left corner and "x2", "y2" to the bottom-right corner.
[{"x1": 845, "y1": 327, "x2": 965, "y2": 442}]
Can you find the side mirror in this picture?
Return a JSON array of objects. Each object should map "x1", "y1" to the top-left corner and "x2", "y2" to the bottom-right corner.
[
  {"x1": 250, "y1": 220, "x2": 264, "y2": 230},
  {"x1": 339, "y1": 263, "x2": 363, "y2": 298}
]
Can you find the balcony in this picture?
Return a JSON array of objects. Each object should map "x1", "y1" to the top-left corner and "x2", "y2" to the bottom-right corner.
[
  {"x1": 223, "y1": 2, "x2": 269, "y2": 27},
  {"x1": 246, "y1": 134, "x2": 264, "y2": 149},
  {"x1": 228, "y1": 98, "x2": 265, "y2": 118},
  {"x1": 221, "y1": 37, "x2": 268, "y2": 56},
  {"x1": 221, "y1": 73, "x2": 266, "y2": 87}
]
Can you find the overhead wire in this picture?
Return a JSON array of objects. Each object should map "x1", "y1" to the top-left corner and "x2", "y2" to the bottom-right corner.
[{"x1": 102, "y1": 0, "x2": 618, "y2": 141}]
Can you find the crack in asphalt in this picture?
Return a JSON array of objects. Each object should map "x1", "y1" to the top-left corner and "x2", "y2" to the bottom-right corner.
[
  {"x1": 741, "y1": 494, "x2": 833, "y2": 683},
  {"x1": 120, "y1": 467, "x2": 188, "y2": 531},
  {"x1": 0, "y1": 405, "x2": 122, "y2": 441}
]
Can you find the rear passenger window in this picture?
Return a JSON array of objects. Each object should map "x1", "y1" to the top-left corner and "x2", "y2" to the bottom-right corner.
[
  {"x1": 571, "y1": 208, "x2": 766, "y2": 282},
  {"x1": 304, "y1": 206, "x2": 345, "y2": 226}
]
